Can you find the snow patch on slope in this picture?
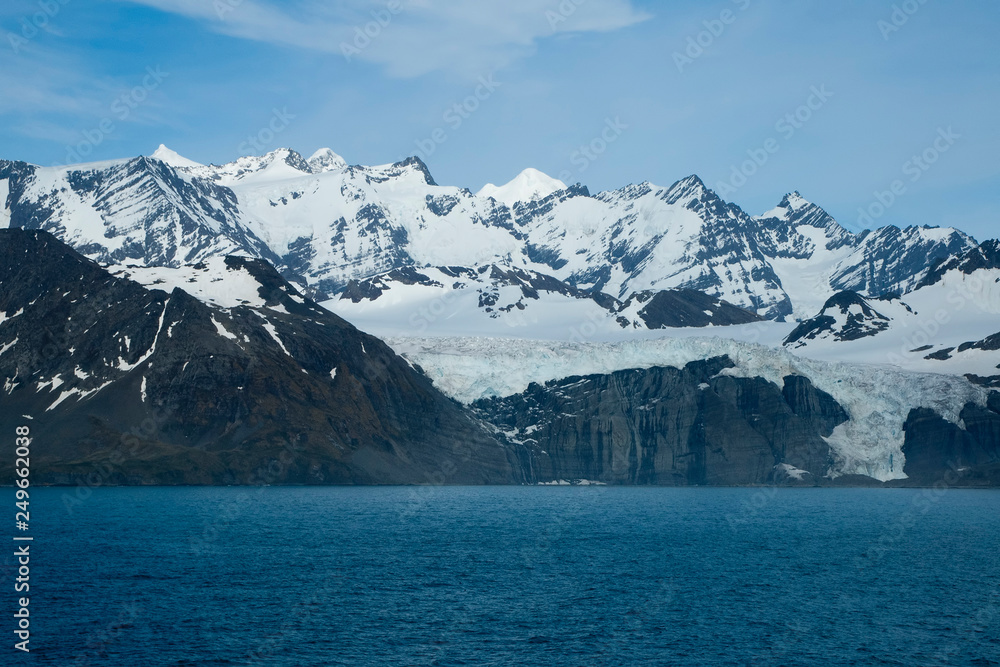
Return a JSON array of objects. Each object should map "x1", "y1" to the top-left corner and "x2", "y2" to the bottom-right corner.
[
  {"x1": 260, "y1": 319, "x2": 291, "y2": 356},
  {"x1": 212, "y1": 316, "x2": 238, "y2": 340},
  {"x1": 0, "y1": 179, "x2": 10, "y2": 227},
  {"x1": 112, "y1": 257, "x2": 266, "y2": 309}
]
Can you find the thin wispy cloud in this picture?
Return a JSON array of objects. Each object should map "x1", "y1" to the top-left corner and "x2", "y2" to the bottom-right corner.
[
  {"x1": 0, "y1": 40, "x2": 175, "y2": 160},
  {"x1": 0, "y1": 47, "x2": 112, "y2": 118},
  {"x1": 120, "y1": 0, "x2": 650, "y2": 79}
]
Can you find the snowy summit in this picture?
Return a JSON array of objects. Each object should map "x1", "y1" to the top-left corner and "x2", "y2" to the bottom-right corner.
[
  {"x1": 477, "y1": 168, "x2": 566, "y2": 207},
  {"x1": 307, "y1": 148, "x2": 348, "y2": 173},
  {"x1": 150, "y1": 144, "x2": 203, "y2": 169}
]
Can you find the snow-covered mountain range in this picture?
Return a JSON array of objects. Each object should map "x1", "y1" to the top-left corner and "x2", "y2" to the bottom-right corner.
[
  {"x1": 0, "y1": 145, "x2": 976, "y2": 319},
  {"x1": 2, "y1": 145, "x2": 999, "y2": 485}
]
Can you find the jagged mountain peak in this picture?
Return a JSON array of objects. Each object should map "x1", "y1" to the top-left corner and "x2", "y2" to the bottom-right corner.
[
  {"x1": 186, "y1": 147, "x2": 314, "y2": 186},
  {"x1": 150, "y1": 144, "x2": 203, "y2": 169},
  {"x1": 265, "y1": 147, "x2": 312, "y2": 173},
  {"x1": 754, "y1": 189, "x2": 855, "y2": 256},
  {"x1": 389, "y1": 156, "x2": 437, "y2": 186},
  {"x1": 2, "y1": 145, "x2": 985, "y2": 325},
  {"x1": 477, "y1": 167, "x2": 567, "y2": 206},
  {"x1": 660, "y1": 174, "x2": 723, "y2": 208},
  {"x1": 780, "y1": 190, "x2": 809, "y2": 209},
  {"x1": 677, "y1": 173, "x2": 707, "y2": 189},
  {"x1": 759, "y1": 190, "x2": 823, "y2": 221},
  {"x1": 307, "y1": 147, "x2": 347, "y2": 173}
]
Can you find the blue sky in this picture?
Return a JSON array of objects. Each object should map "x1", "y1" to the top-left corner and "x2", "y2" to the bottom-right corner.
[{"x1": 1, "y1": 0, "x2": 998, "y2": 239}]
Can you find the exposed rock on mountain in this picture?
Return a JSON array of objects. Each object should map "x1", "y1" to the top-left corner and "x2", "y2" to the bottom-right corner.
[
  {"x1": 2, "y1": 145, "x2": 998, "y2": 487},
  {"x1": 0, "y1": 229, "x2": 521, "y2": 485},
  {"x1": 829, "y1": 225, "x2": 975, "y2": 296},
  {"x1": 472, "y1": 358, "x2": 844, "y2": 485},
  {"x1": 784, "y1": 291, "x2": 893, "y2": 348},
  {"x1": 902, "y1": 402, "x2": 1000, "y2": 486},
  {"x1": 918, "y1": 239, "x2": 1000, "y2": 287},
  {"x1": 617, "y1": 288, "x2": 763, "y2": 329}
]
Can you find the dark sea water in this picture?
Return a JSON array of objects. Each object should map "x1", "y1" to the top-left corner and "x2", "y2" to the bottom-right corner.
[{"x1": 9, "y1": 486, "x2": 1000, "y2": 666}]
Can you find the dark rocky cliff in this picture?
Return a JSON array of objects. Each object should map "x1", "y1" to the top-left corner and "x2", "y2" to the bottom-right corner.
[
  {"x1": 0, "y1": 229, "x2": 521, "y2": 485},
  {"x1": 473, "y1": 357, "x2": 847, "y2": 485},
  {"x1": 901, "y1": 399, "x2": 1000, "y2": 486}
]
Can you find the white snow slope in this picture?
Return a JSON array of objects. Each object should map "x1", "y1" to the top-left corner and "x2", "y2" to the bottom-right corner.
[{"x1": 477, "y1": 168, "x2": 567, "y2": 207}]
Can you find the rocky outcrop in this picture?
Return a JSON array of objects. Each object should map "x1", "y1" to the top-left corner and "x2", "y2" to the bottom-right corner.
[
  {"x1": 0, "y1": 229, "x2": 522, "y2": 485},
  {"x1": 472, "y1": 357, "x2": 846, "y2": 485},
  {"x1": 784, "y1": 291, "x2": 893, "y2": 347},
  {"x1": 831, "y1": 225, "x2": 976, "y2": 296},
  {"x1": 618, "y1": 288, "x2": 762, "y2": 328},
  {"x1": 902, "y1": 400, "x2": 1000, "y2": 486},
  {"x1": 918, "y1": 239, "x2": 1000, "y2": 288}
]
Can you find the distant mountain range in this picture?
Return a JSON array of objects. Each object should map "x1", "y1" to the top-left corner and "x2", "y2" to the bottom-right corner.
[
  {"x1": 0, "y1": 145, "x2": 976, "y2": 318},
  {"x1": 1, "y1": 146, "x2": 998, "y2": 486}
]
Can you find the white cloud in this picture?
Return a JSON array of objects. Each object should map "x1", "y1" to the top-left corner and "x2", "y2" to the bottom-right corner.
[{"x1": 120, "y1": 0, "x2": 650, "y2": 79}]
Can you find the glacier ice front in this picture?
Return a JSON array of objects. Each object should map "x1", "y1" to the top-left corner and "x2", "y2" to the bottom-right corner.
[{"x1": 385, "y1": 335, "x2": 989, "y2": 482}]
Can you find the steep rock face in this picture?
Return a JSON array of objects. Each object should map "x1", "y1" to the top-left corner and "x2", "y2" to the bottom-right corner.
[
  {"x1": 5, "y1": 156, "x2": 286, "y2": 275},
  {"x1": 0, "y1": 229, "x2": 522, "y2": 485},
  {"x1": 831, "y1": 225, "x2": 976, "y2": 296},
  {"x1": 782, "y1": 374, "x2": 850, "y2": 434},
  {"x1": 755, "y1": 192, "x2": 855, "y2": 253},
  {"x1": 618, "y1": 288, "x2": 762, "y2": 328},
  {"x1": 472, "y1": 357, "x2": 845, "y2": 485},
  {"x1": 784, "y1": 291, "x2": 893, "y2": 347},
  {"x1": 901, "y1": 403, "x2": 1000, "y2": 485},
  {"x1": 919, "y1": 239, "x2": 1000, "y2": 287}
]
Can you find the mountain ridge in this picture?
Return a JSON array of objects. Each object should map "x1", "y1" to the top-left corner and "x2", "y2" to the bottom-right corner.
[{"x1": 0, "y1": 147, "x2": 979, "y2": 320}]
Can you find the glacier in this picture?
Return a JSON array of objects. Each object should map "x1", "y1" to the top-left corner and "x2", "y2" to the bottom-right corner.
[{"x1": 386, "y1": 334, "x2": 989, "y2": 481}]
